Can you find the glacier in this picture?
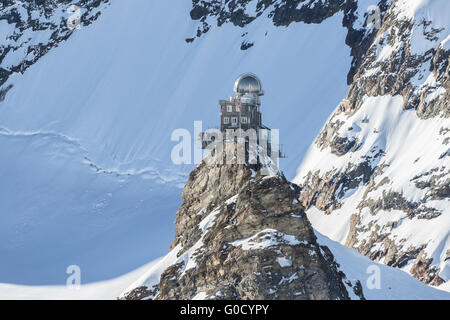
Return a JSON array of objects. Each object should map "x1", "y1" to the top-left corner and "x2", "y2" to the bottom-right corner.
[{"x1": 0, "y1": 0, "x2": 350, "y2": 285}]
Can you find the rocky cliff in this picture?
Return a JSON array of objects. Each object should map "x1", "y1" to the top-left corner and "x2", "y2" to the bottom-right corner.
[
  {"x1": 121, "y1": 147, "x2": 361, "y2": 300},
  {"x1": 293, "y1": 0, "x2": 449, "y2": 286}
]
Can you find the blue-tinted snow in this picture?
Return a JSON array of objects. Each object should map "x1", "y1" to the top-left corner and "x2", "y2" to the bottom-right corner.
[{"x1": 0, "y1": 0, "x2": 350, "y2": 284}]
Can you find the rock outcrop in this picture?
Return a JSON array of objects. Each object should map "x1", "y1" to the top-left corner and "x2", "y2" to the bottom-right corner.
[
  {"x1": 121, "y1": 145, "x2": 358, "y2": 300},
  {"x1": 293, "y1": 0, "x2": 449, "y2": 286}
]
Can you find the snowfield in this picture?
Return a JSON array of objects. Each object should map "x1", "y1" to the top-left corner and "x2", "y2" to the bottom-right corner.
[
  {"x1": 0, "y1": 0, "x2": 349, "y2": 286},
  {"x1": 314, "y1": 231, "x2": 450, "y2": 300},
  {"x1": 0, "y1": 0, "x2": 448, "y2": 298},
  {"x1": 0, "y1": 258, "x2": 163, "y2": 300},
  {"x1": 2, "y1": 230, "x2": 448, "y2": 300},
  {"x1": 295, "y1": 95, "x2": 450, "y2": 280},
  {"x1": 115, "y1": 229, "x2": 450, "y2": 301}
]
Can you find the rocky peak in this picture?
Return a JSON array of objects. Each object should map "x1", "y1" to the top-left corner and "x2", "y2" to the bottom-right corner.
[{"x1": 121, "y1": 144, "x2": 359, "y2": 300}]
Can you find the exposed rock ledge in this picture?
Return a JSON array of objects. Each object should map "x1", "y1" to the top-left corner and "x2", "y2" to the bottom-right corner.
[{"x1": 121, "y1": 145, "x2": 362, "y2": 300}]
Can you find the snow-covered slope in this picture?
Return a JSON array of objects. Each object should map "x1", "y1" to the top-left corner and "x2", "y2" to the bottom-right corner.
[
  {"x1": 294, "y1": 0, "x2": 449, "y2": 287},
  {"x1": 118, "y1": 228, "x2": 450, "y2": 300},
  {"x1": 314, "y1": 230, "x2": 450, "y2": 300},
  {"x1": 0, "y1": 0, "x2": 350, "y2": 285},
  {"x1": 0, "y1": 257, "x2": 163, "y2": 300},
  {"x1": 5, "y1": 229, "x2": 447, "y2": 300},
  {"x1": 1, "y1": 0, "x2": 447, "y2": 298},
  {"x1": 0, "y1": 127, "x2": 181, "y2": 284}
]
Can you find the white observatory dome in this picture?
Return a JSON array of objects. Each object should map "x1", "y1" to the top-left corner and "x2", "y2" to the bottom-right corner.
[{"x1": 234, "y1": 73, "x2": 263, "y2": 96}]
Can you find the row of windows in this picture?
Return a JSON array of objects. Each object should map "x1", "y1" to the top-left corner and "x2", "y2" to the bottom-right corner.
[
  {"x1": 223, "y1": 116, "x2": 248, "y2": 124},
  {"x1": 224, "y1": 105, "x2": 253, "y2": 112}
]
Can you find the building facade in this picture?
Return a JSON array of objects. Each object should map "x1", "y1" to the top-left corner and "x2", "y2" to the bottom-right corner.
[
  {"x1": 220, "y1": 73, "x2": 265, "y2": 132},
  {"x1": 201, "y1": 73, "x2": 275, "y2": 159}
]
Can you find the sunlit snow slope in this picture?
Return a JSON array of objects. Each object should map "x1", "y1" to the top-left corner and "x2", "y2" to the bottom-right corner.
[
  {"x1": 294, "y1": 0, "x2": 449, "y2": 287},
  {"x1": 0, "y1": 0, "x2": 350, "y2": 285}
]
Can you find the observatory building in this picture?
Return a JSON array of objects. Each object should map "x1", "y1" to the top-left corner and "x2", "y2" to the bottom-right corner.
[
  {"x1": 200, "y1": 73, "x2": 279, "y2": 161},
  {"x1": 219, "y1": 73, "x2": 270, "y2": 134}
]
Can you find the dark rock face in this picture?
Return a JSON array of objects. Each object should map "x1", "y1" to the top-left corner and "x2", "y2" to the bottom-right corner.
[
  {"x1": 123, "y1": 146, "x2": 355, "y2": 300},
  {"x1": 122, "y1": 285, "x2": 159, "y2": 300},
  {"x1": 298, "y1": 154, "x2": 377, "y2": 214},
  {"x1": 0, "y1": 0, "x2": 110, "y2": 97}
]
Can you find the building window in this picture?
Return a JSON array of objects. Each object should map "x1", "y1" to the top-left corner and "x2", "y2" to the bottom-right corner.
[
  {"x1": 227, "y1": 105, "x2": 232, "y2": 112},
  {"x1": 231, "y1": 117, "x2": 238, "y2": 124},
  {"x1": 241, "y1": 117, "x2": 247, "y2": 124},
  {"x1": 223, "y1": 117, "x2": 230, "y2": 124}
]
